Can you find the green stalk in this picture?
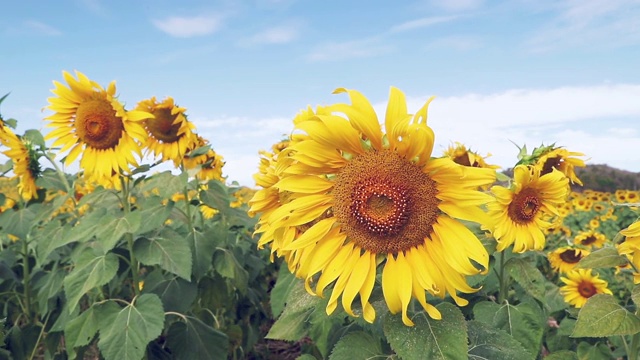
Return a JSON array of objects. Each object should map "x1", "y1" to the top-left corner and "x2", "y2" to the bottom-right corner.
[
  {"x1": 121, "y1": 177, "x2": 140, "y2": 296},
  {"x1": 497, "y1": 251, "x2": 508, "y2": 304},
  {"x1": 22, "y1": 235, "x2": 32, "y2": 322},
  {"x1": 629, "y1": 332, "x2": 640, "y2": 360}
]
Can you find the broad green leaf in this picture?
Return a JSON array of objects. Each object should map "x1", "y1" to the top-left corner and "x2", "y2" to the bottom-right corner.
[
  {"x1": 576, "y1": 341, "x2": 613, "y2": 360},
  {"x1": 64, "y1": 301, "x2": 120, "y2": 358},
  {"x1": 557, "y1": 318, "x2": 577, "y2": 336},
  {"x1": 472, "y1": 301, "x2": 501, "y2": 325},
  {"x1": 166, "y1": 316, "x2": 228, "y2": 360},
  {"x1": 572, "y1": 294, "x2": 640, "y2": 337},
  {"x1": 633, "y1": 285, "x2": 640, "y2": 306},
  {"x1": 142, "y1": 276, "x2": 198, "y2": 313},
  {"x1": 49, "y1": 302, "x2": 79, "y2": 332},
  {"x1": 98, "y1": 294, "x2": 165, "y2": 360},
  {"x1": 23, "y1": 129, "x2": 46, "y2": 149},
  {"x1": 135, "y1": 199, "x2": 174, "y2": 235},
  {"x1": 544, "y1": 281, "x2": 569, "y2": 313},
  {"x1": 213, "y1": 248, "x2": 249, "y2": 293},
  {"x1": 63, "y1": 248, "x2": 119, "y2": 312},
  {"x1": 577, "y1": 248, "x2": 627, "y2": 269},
  {"x1": 200, "y1": 180, "x2": 231, "y2": 214},
  {"x1": 329, "y1": 331, "x2": 384, "y2": 360},
  {"x1": 36, "y1": 168, "x2": 74, "y2": 194},
  {"x1": 138, "y1": 171, "x2": 188, "y2": 199},
  {"x1": 94, "y1": 211, "x2": 141, "y2": 251},
  {"x1": 134, "y1": 228, "x2": 192, "y2": 280},
  {"x1": 0, "y1": 206, "x2": 36, "y2": 239},
  {"x1": 505, "y1": 257, "x2": 546, "y2": 301},
  {"x1": 270, "y1": 265, "x2": 298, "y2": 318},
  {"x1": 309, "y1": 300, "x2": 344, "y2": 358},
  {"x1": 267, "y1": 282, "x2": 320, "y2": 341},
  {"x1": 477, "y1": 301, "x2": 543, "y2": 358},
  {"x1": 35, "y1": 220, "x2": 67, "y2": 263},
  {"x1": 467, "y1": 320, "x2": 533, "y2": 360},
  {"x1": 544, "y1": 350, "x2": 578, "y2": 360},
  {"x1": 383, "y1": 302, "x2": 467, "y2": 360},
  {"x1": 35, "y1": 269, "x2": 65, "y2": 314},
  {"x1": 189, "y1": 226, "x2": 218, "y2": 279}
]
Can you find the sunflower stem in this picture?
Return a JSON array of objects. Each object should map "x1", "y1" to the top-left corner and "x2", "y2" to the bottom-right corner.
[
  {"x1": 21, "y1": 233, "x2": 32, "y2": 322},
  {"x1": 497, "y1": 251, "x2": 508, "y2": 304},
  {"x1": 628, "y1": 332, "x2": 640, "y2": 360},
  {"x1": 121, "y1": 177, "x2": 140, "y2": 296}
]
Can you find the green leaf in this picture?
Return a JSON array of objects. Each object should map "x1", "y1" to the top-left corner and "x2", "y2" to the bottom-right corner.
[
  {"x1": 576, "y1": 341, "x2": 613, "y2": 360},
  {"x1": 632, "y1": 285, "x2": 640, "y2": 306},
  {"x1": 557, "y1": 318, "x2": 576, "y2": 336},
  {"x1": 472, "y1": 301, "x2": 501, "y2": 325},
  {"x1": 135, "y1": 200, "x2": 174, "y2": 235},
  {"x1": 189, "y1": 226, "x2": 218, "y2": 279},
  {"x1": 544, "y1": 350, "x2": 578, "y2": 360},
  {"x1": 0, "y1": 206, "x2": 36, "y2": 239},
  {"x1": 572, "y1": 294, "x2": 640, "y2": 337},
  {"x1": 270, "y1": 265, "x2": 298, "y2": 318},
  {"x1": 94, "y1": 211, "x2": 141, "y2": 251},
  {"x1": 200, "y1": 180, "x2": 231, "y2": 214},
  {"x1": 383, "y1": 302, "x2": 468, "y2": 360},
  {"x1": 544, "y1": 281, "x2": 570, "y2": 313},
  {"x1": 577, "y1": 247, "x2": 628, "y2": 269},
  {"x1": 64, "y1": 301, "x2": 120, "y2": 358},
  {"x1": 134, "y1": 228, "x2": 192, "y2": 280},
  {"x1": 267, "y1": 282, "x2": 320, "y2": 341},
  {"x1": 166, "y1": 316, "x2": 229, "y2": 360},
  {"x1": 98, "y1": 294, "x2": 165, "y2": 360},
  {"x1": 139, "y1": 171, "x2": 188, "y2": 199},
  {"x1": 63, "y1": 248, "x2": 119, "y2": 312},
  {"x1": 505, "y1": 257, "x2": 546, "y2": 301},
  {"x1": 467, "y1": 320, "x2": 533, "y2": 360},
  {"x1": 36, "y1": 169, "x2": 74, "y2": 194},
  {"x1": 329, "y1": 331, "x2": 384, "y2": 360},
  {"x1": 23, "y1": 129, "x2": 46, "y2": 149},
  {"x1": 35, "y1": 269, "x2": 65, "y2": 314},
  {"x1": 142, "y1": 275, "x2": 198, "y2": 313},
  {"x1": 187, "y1": 144, "x2": 211, "y2": 158},
  {"x1": 213, "y1": 248, "x2": 249, "y2": 293}
]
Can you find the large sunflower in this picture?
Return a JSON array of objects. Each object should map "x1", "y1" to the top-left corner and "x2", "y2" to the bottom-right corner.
[
  {"x1": 44, "y1": 71, "x2": 152, "y2": 180},
  {"x1": 487, "y1": 165, "x2": 569, "y2": 253},
  {"x1": 250, "y1": 87, "x2": 496, "y2": 326},
  {"x1": 0, "y1": 125, "x2": 40, "y2": 200},
  {"x1": 136, "y1": 96, "x2": 198, "y2": 164},
  {"x1": 560, "y1": 268, "x2": 612, "y2": 308},
  {"x1": 548, "y1": 246, "x2": 590, "y2": 273}
]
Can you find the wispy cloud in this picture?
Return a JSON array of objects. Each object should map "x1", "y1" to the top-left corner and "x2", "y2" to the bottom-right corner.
[
  {"x1": 76, "y1": 0, "x2": 107, "y2": 16},
  {"x1": 239, "y1": 22, "x2": 302, "y2": 46},
  {"x1": 430, "y1": 0, "x2": 485, "y2": 12},
  {"x1": 306, "y1": 37, "x2": 392, "y2": 62},
  {"x1": 527, "y1": 0, "x2": 640, "y2": 52},
  {"x1": 22, "y1": 20, "x2": 62, "y2": 36},
  {"x1": 152, "y1": 14, "x2": 223, "y2": 38},
  {"x1": 389, "y1": 15, "x2": 460, "y2": 33}
]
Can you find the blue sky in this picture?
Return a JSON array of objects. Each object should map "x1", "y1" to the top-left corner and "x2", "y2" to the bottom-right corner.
[{"x1": 1, "y1": 0, "x2": 639, "y2": 186}]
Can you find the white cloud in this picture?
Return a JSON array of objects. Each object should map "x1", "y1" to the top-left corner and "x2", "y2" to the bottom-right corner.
[
  {"x1": 306, "y1": 37, "x2": 392, "y2": 62},
  {"x1": 240, "y1": 22, "x2": 302, "y2": 46},
  {"x1": 527, "y1": 0, "x2": 640, "y2": 52},
  {"x1": 152, "y1": 15, "x2": 223, "y2": 38},
  {"x1": 23, "y1": 20, "x2": 62, "y2": 36},
  {"x1": 389, "y1": 15, "x2": 460, "y2": 33}
]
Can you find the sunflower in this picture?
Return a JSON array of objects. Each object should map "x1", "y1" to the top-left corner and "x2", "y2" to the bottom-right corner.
[
  {"x1": 200, "y1": 204, "x2": 219, "y2": 219},
  {"x1": 534, "y1": 147, "x2": 586, "y2": 185},
  {"x1": 182, "y1": 136, "x2": 225, "y2": 182},
  {"x1": 559, "y1": 269, "x2": 612, "y2": 308},
  {"x1": 44, "y1": 70, "x2": 151, "y2": 181},
  {"x1": 574, "y1": 230, "x2": 606, "y2": 248},
  {"x1": 250, "y1": 87, "x2": 497, "y2": 326},
  {"x1": 548, "y1": 247, "x2": 590, "y2": 273},
  {"x1": 135, "y1": 97, "x2": 198, "y2": 164},
  {"x1": 486, "y1": 165, "x2": 569, "y2": 253},
  {"x1": 443, "y1": 142, "x2": 500, "y2": 169},
  {"x1": 0, "y1": 126, "x2": 40, "y2": 200},
  {"x1": 618, "y1": 221, "x2": 640, "y2": 283}
]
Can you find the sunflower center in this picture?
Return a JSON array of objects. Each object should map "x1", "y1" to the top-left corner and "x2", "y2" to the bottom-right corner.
[
  {"x1": 75, "y1": 99, "x2": 124, "y2": 150},
  {"x1": 541, "y1": 156, "x2": 562, "y2": 176},
  {"x1": 146, "y1": 108, "x2": 182, "y2": 143},
  {"x1": 559, "y1": 249, "x2": 581, "y2": 264},
  {"x1": 578, "y1": 281, "x2": 597, "y2": 298},
  {"x1": 581, "y1": 236, "x2": 596, "y2": 245},
  {"x1": 333, "y1": 150, "x2": 440, "y2": 254},
  {"x1": 453, "y1": 153, "x2": 472, "y2": 167},
  {"x1": 508, "y1": 188, "x2": 541, "y2": 224}
]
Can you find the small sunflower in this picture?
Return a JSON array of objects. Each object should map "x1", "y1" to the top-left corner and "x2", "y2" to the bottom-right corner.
[
  {"x1": 534, "y1": 147, "x2": 586, "y2": 185},
  {"x1": 44, "y1": 70, "x2": 152, "y2": 181},
  {"x1": 182, "y1": 136, "x2": 225, "y2": 182},
  {"x1": 0, "y1": 126, "x2": 40, "y2": 200},
  {"x1": 443, "y1": 142, "x2": 499, "y2": 169},
  {"x1": 200, "y1": 204, "x2": 219, "y2": 219},
  {"x1": 548, "y1": 247, "x2": 590, "y2": 273},
  {"x1": 487, "y1": 165, "x2": 569, "y2": 253},
  {"x1": 560, "y1": 269, "x2": 612, "y2": 308},
  {"x1": 250, "y1": 87, "x2": 497, "y2": 326},
  {"x1": 618, "y1": 221, "x2": 640, "y2": 283},
  {"x1": 574, "y1": 230, "x2": 606, "y2": 248},
  {"x1": 136, "y1": 97, "x2": 198, "y2": 164}
]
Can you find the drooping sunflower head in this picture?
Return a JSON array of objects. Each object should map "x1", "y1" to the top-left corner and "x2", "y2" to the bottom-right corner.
[
  {"x1": 560, "y1": 268, "x2": 612, "y2": 308},
  {"x1": 443, "y1": 142, "x2": 499, "y2": 169},
  {"x1": 574, "y1": 230, "x2": 607, "y2": 248},
  {"x1": 0, "y1": 127, "x2": 41, "y2": 200},
  {"x1": 44, "y1": 70, "x2": 153, "y2": 180},
  {"x1": 136, "y1": 96, "x2": 198, "y2": 164},
  {"x1": 548, "y1": 246, "x2": 590, "y2": 273},
  {"x1": 618, "y1": 221, "x2": 640, "y2": 283},
  {"x1": 251, "y1": 87, "x2": 497, "y2": 326},
  {"x1": 487, "y1": 165, "x2": 569, "y2": 253},
  {"x1": 181, "y1": 135, "x2": 226, "y2": 182},
  {"x1": 533, "y1": 147, "x2": 586, "y2": 186}
]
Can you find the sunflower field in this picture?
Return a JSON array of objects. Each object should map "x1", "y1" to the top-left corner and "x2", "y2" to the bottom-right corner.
[{"x1": 1, "y1": 71, "x2": 640, "y2": 360}]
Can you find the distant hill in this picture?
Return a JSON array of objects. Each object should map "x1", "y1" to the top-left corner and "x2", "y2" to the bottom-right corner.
[
  {"x1": 500, "y1": 164, "x2": 640, "y2": 192},
  {"x1": 572, "y1": 164, "x2": 640, "y2": 192}
]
